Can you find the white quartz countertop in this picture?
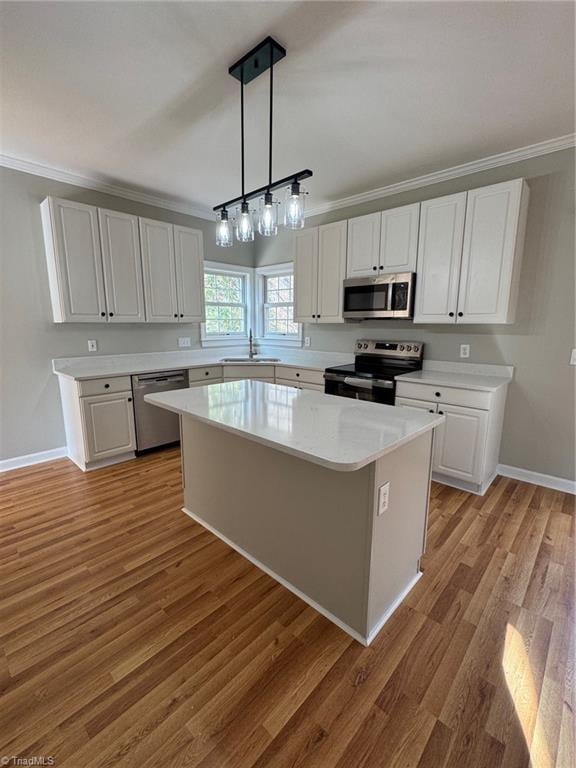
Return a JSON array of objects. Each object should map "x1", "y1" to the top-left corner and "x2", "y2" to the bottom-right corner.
[
  {"x1": 144, "y1": 380, "x2": 444, "y2": 472},
  {"x1": 52, "y1": 348, "x2": 354, "y2": 380},
  {"x1": 395, "y1": 368, "x2": 511, "y2": 392}
]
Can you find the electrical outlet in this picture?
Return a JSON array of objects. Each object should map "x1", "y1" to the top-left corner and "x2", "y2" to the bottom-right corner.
[
  {"x1": 377, "y1": 482, "x2": 390, "y2": 516},
  {"x1": 460, "y1": 344, "x2": 470, "y2": 359},
  {"x1": 304, "y1": 336, "x2": 311, "y2": 348},
  {"x1": 87, "y1": 340, "x2": 98, "y2": 353},
  {"x1": 178, "y1": 337, "x2": 191, "y2": 348},
  {"x1": 570, "y1": 349, "x2": 576, "y2": 365}
]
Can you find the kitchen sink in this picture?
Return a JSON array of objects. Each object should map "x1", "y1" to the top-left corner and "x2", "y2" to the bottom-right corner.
[{"x1": 220, "y1": 356, "x2": 280, "y2": 363}]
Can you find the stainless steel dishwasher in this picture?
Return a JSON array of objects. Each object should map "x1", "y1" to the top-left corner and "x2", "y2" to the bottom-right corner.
[{"x1": 131, "y1": 370, "x2": 189, "y2": 451}]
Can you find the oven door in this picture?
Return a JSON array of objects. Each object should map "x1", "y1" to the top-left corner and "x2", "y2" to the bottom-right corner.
[{"x1": 324, "y1": 373, "x2": 395, "y2": 405}]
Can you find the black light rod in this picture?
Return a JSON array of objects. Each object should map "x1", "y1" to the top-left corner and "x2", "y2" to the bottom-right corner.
[{"x1": 213, "y1": 169, "x2": 313, "y2": 212}]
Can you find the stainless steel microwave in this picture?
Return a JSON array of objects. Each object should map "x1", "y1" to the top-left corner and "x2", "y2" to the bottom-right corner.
[{"x1": 343, "y1": 273, "x2": 416, "y2": 320}]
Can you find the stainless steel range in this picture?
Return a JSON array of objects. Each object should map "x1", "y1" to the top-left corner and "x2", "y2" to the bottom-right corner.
[{"x1": 324, "y1": 339, "x2": 424, "y2": 405}]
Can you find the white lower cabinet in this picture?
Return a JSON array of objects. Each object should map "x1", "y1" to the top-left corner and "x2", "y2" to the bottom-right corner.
[
  {"x1": 81, "y1": 392, "x2": 136, "y2": 461},
  {"x1": 395, "y1": 380, "x2": 507, "y2": 495}
]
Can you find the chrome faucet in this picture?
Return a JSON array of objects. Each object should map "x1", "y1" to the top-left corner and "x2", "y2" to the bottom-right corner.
[{"x1": 248, "y1": 328, "x2": 256, "y2": 359}]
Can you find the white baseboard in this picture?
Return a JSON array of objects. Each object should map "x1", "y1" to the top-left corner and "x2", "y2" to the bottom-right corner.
[
  {"x1": 0, "y1": 446, "x2": 68, "y2": 473},
  {"x1": 183, "y1": 506, "x2": 382, "y2": 645},
  {"x1": 365, "y1": 572, "x2": 422, "y2": 646},
  {"x1": 497, "y1": 464, "x2": 576, "y2": 495}
]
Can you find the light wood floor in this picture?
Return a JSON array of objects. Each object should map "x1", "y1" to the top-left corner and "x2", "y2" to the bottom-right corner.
[{"x1": 0, "y1": 448, "x2": 573, "y2": 768}]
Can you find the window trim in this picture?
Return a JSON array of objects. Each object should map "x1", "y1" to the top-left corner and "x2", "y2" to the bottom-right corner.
[
  {"x1": 201, "y1": 261, "x2": 254, "y2": 347},
  {"x1": 255, "y1": 263, "x2": 302, "y2": 348}
]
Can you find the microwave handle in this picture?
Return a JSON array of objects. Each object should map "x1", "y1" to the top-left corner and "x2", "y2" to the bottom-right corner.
[{"x1": 387, "y1": 283, "x2": 394, "y2": 312}]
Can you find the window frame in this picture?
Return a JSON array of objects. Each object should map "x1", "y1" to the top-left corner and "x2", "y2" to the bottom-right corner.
[
  {"x1": 255, "y1": 263, "x2": 302, "y2": 347},
  {"x1": 201, "y1": 261, "x2": 254, "y2": 347}
]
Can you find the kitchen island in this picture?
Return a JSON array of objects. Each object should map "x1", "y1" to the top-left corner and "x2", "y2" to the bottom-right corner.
[{"x1": 146, "y1": 380, "x2": 443, "y2": 645}]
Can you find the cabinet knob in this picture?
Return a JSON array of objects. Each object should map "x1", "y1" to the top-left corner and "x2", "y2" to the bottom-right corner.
[
  {"x1": 438, "y1": 410, "x2": 444, "y2": 415},
  {"x1": 128, "y1": 397, "x2": 132, "y2": 402},
  {"x1": 174, "y1": 313, "x2": 178, "y2": 318},
  {"x1": 435, "y1": 391, "x2": 441, "y2": 397},
  {"x1": 180, "y1": 314, "x2": 184, "y2": 318},
  {"x1": 429, "y1": 409, "x2": 434, "y2": 413},
  {"x1": 296, "y1": 372, "x2": 300, "y2": 377},
  {"x1": 448, "y1": 312, "x2": 454, "y2": 317},
  {"x1": 379, "y1": 265, "x2": 384, "y2": 270},
  {"x1": 109, "y1": 312, "x2": 114, "y2": 317},
  {"x1": 100, "y1": 311, "x2": 106, "y2": 317},
  {"x1": 205, "y1": 371, "x2": 209, "y2": 376},
  {"x1": 372, "y1": 266, "x2": 377, "y2": 271},
  {"x1": 312, "y1": 314, "x2": 316, "y2": 318},
  {"x1": 458, "y1": 312, "x2": 463, "y2": 317},
  {"x1": 104, "y1": 383, "x2": 110, "y2": 389},
  {"x1": 317, "y1": 315, "x2": 321, "y2": 319}
]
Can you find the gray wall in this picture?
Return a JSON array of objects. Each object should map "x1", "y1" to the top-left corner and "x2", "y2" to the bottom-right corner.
[
  {"x1": 0, "y1": 166, "x2": 256, "y2": 459},
  {"x1": 256, "y1": 149, "x2": 576, "y2": 481}
]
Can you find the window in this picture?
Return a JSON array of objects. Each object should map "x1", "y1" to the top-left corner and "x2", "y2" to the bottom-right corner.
[
  {"x1": 256, "y1": 264, "x2": 301, "y2": 345},
  {"x1": 203, "y1": 267, "x2": 249, "y2": 339}
]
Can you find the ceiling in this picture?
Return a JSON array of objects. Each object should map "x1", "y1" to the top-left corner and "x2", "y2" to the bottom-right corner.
[{"x1": 1, "y1": 1, "x2": 574, "y2": 216}]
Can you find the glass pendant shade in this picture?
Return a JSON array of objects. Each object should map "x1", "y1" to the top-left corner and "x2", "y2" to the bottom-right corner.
[
  {"x1": 284, "y1": 182, "x2": 306, "y2": 229},
  {"x1": 215, "y1": 209, "x2": 233, "y2": 247},
  {"x1": 258, "y1": 192, "x2": 279, "y2": 237},
  {"x1": 235, "y1": 202, "x2": 255, "y2": 242}
]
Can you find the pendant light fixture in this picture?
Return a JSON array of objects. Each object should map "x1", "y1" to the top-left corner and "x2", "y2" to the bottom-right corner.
[{"x1": 214, "y1": 37, "x2": 313, "y2": 245}]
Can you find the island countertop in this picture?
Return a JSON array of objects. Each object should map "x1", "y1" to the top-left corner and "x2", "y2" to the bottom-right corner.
[{"x1": 145, "y1": 380, "x2": 444, "y2": 472}]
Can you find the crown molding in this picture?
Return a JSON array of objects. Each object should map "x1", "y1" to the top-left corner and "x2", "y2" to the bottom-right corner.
[
  {"x1": 2, "y1": 132, "x2": 574, "y2": 223},
  {"x1": 306, "y1": 133, "x2": 576, "y2": 217},
  {"x1": 0, "y1": 154, "x2": 214, "y2": 221}
]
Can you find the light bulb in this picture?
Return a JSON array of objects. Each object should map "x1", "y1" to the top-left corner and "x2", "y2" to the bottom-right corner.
[
  {"x1": 284, "y1": 182, "x2": 305, "y2": 229},
  {"x1": 215, "y1": 209, "x2": 233, "y2": 247},
  {"x1": 236, "y1": 201, "x2": 254, "y2": 242},
  {"x1": 258, "y1": 192, "x2": 278, "y2": 237}
]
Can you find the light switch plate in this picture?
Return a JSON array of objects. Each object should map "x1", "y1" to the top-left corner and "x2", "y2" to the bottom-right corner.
[
  {"x1": 87, "y1": 340, "x2": 98, "y2": 353},
  {"x1": 460, "y1": 344, "x2": 470, "y2": 359},
  {"x1": 378, "y1": 482, "x2": 390, "y2": 516},
  {"x1": 570, "y1": 349, "x2": 576, "y2": 365},
  {"x1": 304, "y1": 336, "x2": 311, "y2": 348},
  {"x1": 178, "y1": 337, "x2": 191, "y2": 348}
]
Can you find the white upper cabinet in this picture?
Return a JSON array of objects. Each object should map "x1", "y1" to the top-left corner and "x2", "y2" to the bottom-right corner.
[
  {"x1": 293, "y1": 228, "x2": 319, "y2": 323},
  {"x1": 139, "y1": 218, "x2": 179, "y2": 322},
  {"x1": 379, "y1": 203, "x2": 420, "y2": 274},
  {"x1": 98, "y1": 209, "x2": 145, "y2": 323},
  {"x1": 174, "y1": 225, "x2": 205, "y2": 322},
  {"x1": 41, "y1": 197, "x2": 107, "y2": 323},
  {"x1": 317, "y1": 220, "x2": 347, "y2": 323},
  {"x1": 413, "y1": 192, "x2": 467, "y2": 324},
  {"x1": 346, "y1": 212, "x2": 381, "y2": 277},
  {"x1": 457, "y1": 179, "x2": 529, "y2": 324}
]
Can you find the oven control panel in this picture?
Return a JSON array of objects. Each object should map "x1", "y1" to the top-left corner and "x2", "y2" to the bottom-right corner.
[{"x1": 354, "y1": 339, "x2": 424, "y2": 359}]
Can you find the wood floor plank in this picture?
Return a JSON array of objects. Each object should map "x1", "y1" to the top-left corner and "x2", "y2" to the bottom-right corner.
[{"x1": 0, "y1": 449, "x2": 573, "y2": 768}]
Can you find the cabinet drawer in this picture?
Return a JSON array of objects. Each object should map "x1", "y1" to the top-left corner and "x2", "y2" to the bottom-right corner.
[
  {"x1": 395, "y1": 381, "x2": 492, "y2": 410},
  {"x1": 276, "y1": 378, "x2": 324, "y2": 392},
  {"x1": 223, "y1": 365, "x2": 275, "y2": 379},
  {"x1": 275, "y1": 366, "x2": 324, "y2": 386},
  {"x1": 188, "y1": 366, "x2": 223, "y2": 382},
  {"x1": 78, "y1": 376, "x2": 132, "y2": 397}
]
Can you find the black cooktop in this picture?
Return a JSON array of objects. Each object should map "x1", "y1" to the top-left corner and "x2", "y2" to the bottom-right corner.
[{"x1": 324, "y1": 363, "x2": 410, "y2": 382}]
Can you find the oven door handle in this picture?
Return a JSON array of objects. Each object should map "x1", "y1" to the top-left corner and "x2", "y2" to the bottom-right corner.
[
  {"x1": 343, "y1": 377, "x2": 374, "y2": 389},
  {"x1": 373, "y1": 379, "x2": 394, "y2": 389}
]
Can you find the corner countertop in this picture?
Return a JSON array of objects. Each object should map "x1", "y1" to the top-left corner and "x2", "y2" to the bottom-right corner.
[
  {"x1": 52, "y1": 348, "x2": 354, "y2": 380},
  {"x1": 144, "y1": 380, "x2": 444, "y2": 472},
  {"x1": 395, "y1": 361, "x2": 513, "y2": 392}
]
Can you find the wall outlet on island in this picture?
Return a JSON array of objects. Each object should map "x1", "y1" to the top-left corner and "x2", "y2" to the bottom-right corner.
[
  {"x1": 460, "y1": 344, "x2": 470, "y2": 359},
  {"x1": 378, "y1": 482, "x2": 390, "y2": 516},
  {"x1": 570, "y1": 349, "x2": 576, "y2": 365},
  {"x1": 87, "y1": 340, "x2": 98, "y2": 353},
  {"x1": 178, "y1": 337, "x2": 191, "y2": 348},
  {"x1": 304, "y1": 336, "x2": 311, "y2": 348}
]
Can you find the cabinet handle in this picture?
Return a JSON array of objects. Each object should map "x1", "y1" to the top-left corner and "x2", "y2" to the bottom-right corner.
[
  {"x1": 438, "y1": 410, "x2": 444, "y2": 415},
  {"x1": 104, "y1": 383, "x2": 110, "y2": 389},
  {"x1": 458, "y1": 312, "x2": 463, "y2": 317},
  {"x1": 180, "y1": 314, "x2": 184, "y2": 318},
  {"x1": 435, "y1": 392, "x2": 441, "y2": 397},
  {"x1": 174, "y1": 313, "x2": 178, "y2": 318},
  {"x1": 429, "y1": 409, "x2": 434, "y2": 413},
  {"x1": 312, "y1": 314, "x2": 316, "y2": 319},
  {"x1": 296, "y1": 373, "x2": 300, "y2": 377},
  {"x1": 379, "y1": 265, "x2": 384, "y2": 270},
  {"x1": 109, "y1": 312, "x2": 114, "y2": 317},
  {"x1": 317, "y1": 314, "x2": 321, "y2": 319},
  {"x1": 100, "y1": 311, "x2": 106, "y2": 317},
  {"x1": 128, "y1": 397, "x2": 132, "y2": 402},
  {"x1": 372, "y1": 266, "x2": 377, "y2": 271},
  {"x1": 205, "y1": 371, "x2": 209, "y2": 376},
  {"x1": 448, "y1": 312, "x2": 454, "y2": 317}
]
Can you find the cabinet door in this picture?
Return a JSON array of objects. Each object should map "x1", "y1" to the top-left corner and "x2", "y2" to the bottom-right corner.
[
  {"x1": 346, "y1": 212, "x2": 381, "y2": 277},
  {"x1": 98, "y1": 209, "x2": 145, "y2": 323},
  {"x1": 293, "y1": 228, "x2": 319, "y2": 323},
  {"x1": 81, "y1": 392, "x2": 136, "y2": 461},
  {"x1": 139, "y1": 218, "x2": 178, "y2": 322},
  {"x1": 317, "y1": 220, "x2": 348, "y2": 323},
  {"x1": 174, "y1": 225, "x2": 205, "y2": 322},
  {"x1": 457, "y1": 179, "x2": 527, "y2": 324},
  {"x1": 433, "y1": 403, "x2": 488, "y2": 483},
  {"x1": 379, "y1": 203, "x2": 420, "y2": 273},
  {"x1": 44, "y1": 198, "x2": 107, "y2": 322},
  {"x1": 413, "y1": 192, "x2": 467, "y2": 324}
]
